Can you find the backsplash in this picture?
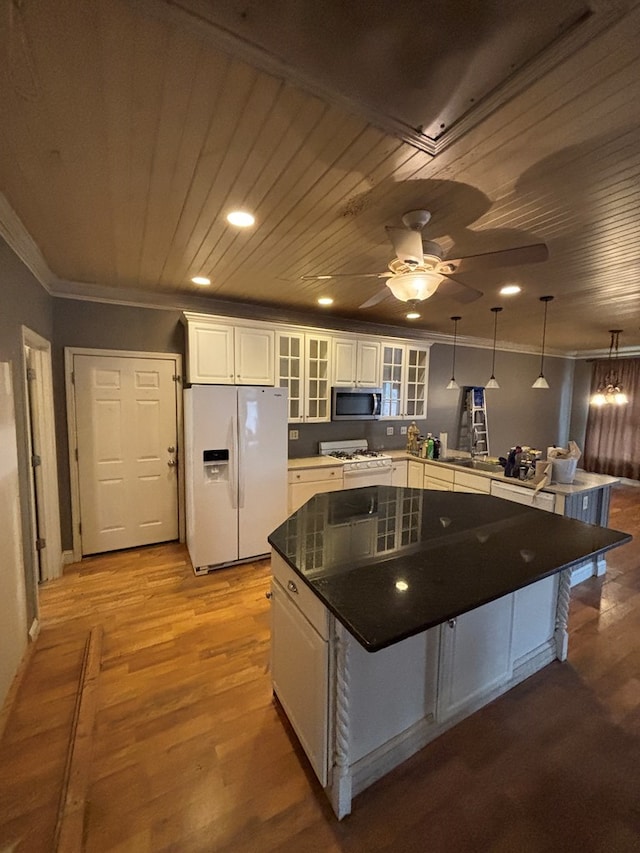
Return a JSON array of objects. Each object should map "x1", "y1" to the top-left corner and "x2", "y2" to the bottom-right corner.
[{"x1": 287, "y1": 419, "x2": 429, "y2": 458}]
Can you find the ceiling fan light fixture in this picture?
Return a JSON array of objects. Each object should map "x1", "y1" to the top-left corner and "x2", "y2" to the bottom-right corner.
[
  {"x1": 386, "y1": 270, "x2": 443, "y2": 302},
  {"x1": 532, "y1": 295, "x2": 554, "y2": 389}
]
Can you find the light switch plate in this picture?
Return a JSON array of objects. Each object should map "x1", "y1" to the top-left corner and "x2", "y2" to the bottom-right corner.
[
  {"x1": 386, "y1": 426, "x2": 394, "y2": 435},
  {"x1": 289, "y1": 429, "x2": 299, "y2": 440},
  {"x1": 400, "y1": 426, "x2": 407, "y2": 435}
]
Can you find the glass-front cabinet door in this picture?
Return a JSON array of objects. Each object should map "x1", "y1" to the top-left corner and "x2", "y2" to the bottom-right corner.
[
  {"x1": 277, "y1": 332, "x2": 304, "y2": 422},
  {"x1": 404, "y1": 346, "x2": 429, "y2": 418},
  {"x1": 380, "y1": 344, "x2": 404, "y2": 418},
  {"x1": 305, "y1": 335, "x2": 331, "y2": 422}
]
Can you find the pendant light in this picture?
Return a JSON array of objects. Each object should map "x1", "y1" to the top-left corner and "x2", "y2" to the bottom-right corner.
[
  {"x1": 485, "y1": 306, "x2": 502, "y2": 389},
  {"x1": 446, "y1": 316, "x2": 461, "y2": 390},
  {"x1": 532, "y1": 295, "x2": 554, "y2": 389},
  {"x1": 590, "y1": 330, "x2": 629, "y2": 406}
]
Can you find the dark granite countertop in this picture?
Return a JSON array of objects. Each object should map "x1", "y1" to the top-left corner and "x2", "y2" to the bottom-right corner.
[{"x1": 268, "y1": 486, "x2": 631, "y2": 652}]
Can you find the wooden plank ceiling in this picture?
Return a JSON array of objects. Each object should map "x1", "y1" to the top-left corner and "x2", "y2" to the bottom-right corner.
[{"x1": 1, "y1": 0, "x2": 640, "y2": 354}]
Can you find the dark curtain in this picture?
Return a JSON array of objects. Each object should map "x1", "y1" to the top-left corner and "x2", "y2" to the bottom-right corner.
[{"x1": 583, "y1": 358, "x2": 640, "y2": 480}]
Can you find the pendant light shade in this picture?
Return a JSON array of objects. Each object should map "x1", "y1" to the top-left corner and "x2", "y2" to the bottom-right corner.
[
  {"x1": 590, "y1": 330, "x2": 629, "y2": 406},
  {"x1": 485, "y1": 307, "x2": 502, "y2": 389},
  {"x1": 446, "y1": 315, "x2": 461, "y2": 390},
  {"x1": 532, "y1": 296, "x2": 554, "y2": 389}
]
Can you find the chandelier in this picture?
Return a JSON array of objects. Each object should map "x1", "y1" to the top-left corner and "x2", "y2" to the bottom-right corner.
[{"x1": 590, "y1": 330, "x2": 629, "y2": 406}]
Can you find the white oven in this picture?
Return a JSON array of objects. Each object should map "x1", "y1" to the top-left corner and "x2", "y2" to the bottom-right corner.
[{"x1": 342, "y1": 458, "x2": 393, "y2": 488}]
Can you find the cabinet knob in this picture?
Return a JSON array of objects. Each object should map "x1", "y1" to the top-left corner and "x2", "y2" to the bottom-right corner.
[
  {"x1": 287, "y1": 580, "x2": 299, "y2": 594},
  {"x1": 265, "y1": 591, "x2": 273, "y2": 600},
  {"x1": 447, "y1": 618, "x2": 457, "y2": 629},
  {"x1": 296, "y1": 474, "x2": 301, "y2": 479}
]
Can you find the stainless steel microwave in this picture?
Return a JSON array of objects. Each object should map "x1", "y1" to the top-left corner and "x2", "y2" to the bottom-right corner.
[{"x1": 331, "y1": 387, "x2": 382, "y2": 420}]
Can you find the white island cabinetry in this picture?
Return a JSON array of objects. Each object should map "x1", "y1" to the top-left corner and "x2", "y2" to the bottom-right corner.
[{"x1": 270, "y1": 550, "x2": 569, "y2": 819}]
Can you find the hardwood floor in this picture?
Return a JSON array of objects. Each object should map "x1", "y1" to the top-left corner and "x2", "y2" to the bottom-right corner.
[{"x1": 1, "y1": 485, "x2": 639, "y2": 852}]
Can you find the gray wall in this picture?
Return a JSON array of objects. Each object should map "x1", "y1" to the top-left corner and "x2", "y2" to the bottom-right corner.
[
  {"x1": 52, "y1": 300, "x2": 185, "y2": 549},
  {"x1": 0, "y1": 239, "x2": 53, "y2": 628}
]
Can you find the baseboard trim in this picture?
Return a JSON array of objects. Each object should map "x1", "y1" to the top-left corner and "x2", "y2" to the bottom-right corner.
[
  {"x1": 62, "y1": 550, "x2": 75, "y2": 566},
  {"x1": 28, "y1": 618, "x2": 40, "y2": 642}
]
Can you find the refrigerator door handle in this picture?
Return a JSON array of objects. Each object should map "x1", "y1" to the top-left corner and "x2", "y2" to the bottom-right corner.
[
  {"x1": 229, "y1": 415, "x2": 238, "y2": 510},
  {"x1": 237, "y1": 396, "x2": 246, "y2": 509}
]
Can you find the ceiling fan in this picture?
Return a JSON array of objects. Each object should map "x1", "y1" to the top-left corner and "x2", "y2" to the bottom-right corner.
[{"x1": 302, "y1": 210, "x2": 549, "y2": 309}]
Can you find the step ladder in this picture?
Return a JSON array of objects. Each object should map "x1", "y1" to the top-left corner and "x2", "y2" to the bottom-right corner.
[{"x1": 458, "y1": 387, "x2": 490, "y2": 457}]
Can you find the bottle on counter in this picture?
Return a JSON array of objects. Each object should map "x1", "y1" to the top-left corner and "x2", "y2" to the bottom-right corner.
[
  {"x1": 433, "y1": 437, "x2": 441, "y2": 459},
  {"x1": 427, "y1": 434, "x2": 435, "y2": 459}
]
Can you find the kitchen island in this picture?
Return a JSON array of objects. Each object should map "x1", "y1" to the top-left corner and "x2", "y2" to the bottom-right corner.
[{"x1": 268, "y1": 486, "x2": 630, "y2": 818}]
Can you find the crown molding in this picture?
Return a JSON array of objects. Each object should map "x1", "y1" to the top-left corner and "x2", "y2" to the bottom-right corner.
[{"x1": 0, "y1": 194, "x2": 55, "y2": 293}]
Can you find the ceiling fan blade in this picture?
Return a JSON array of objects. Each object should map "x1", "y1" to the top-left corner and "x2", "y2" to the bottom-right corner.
[
  {"x1": 385, "y1": 226, "x2": 424, "y2": 266},
  {"x1": 359, "y1": 287, "x2": 391, "y2": 309},
  {"x1": 440, "y1": 243, "x2": 548, "y2": 275},
  {"x1": 300, "y1": 272, "x2": 385, "y2": 280},
  {"x1": 437, "y1": 276, "x2": 483, "y2": 303}
]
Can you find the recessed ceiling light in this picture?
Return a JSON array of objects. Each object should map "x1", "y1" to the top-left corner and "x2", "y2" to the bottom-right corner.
[
  {"x1": 406, "y1": 310, "x2": 421, "y2": 320},
  {"x1": 318, "y1": 297, "x2": 333, "y2": 306},
  {"x1": 191, "y1": 276, "x2": 210, "y2": 286},
  {"x1": 226, "y1": 210, "x2": 255, "y2": 228},
  {"x1": 500, "y1": 284, "x2": 521, "y2": 295}
]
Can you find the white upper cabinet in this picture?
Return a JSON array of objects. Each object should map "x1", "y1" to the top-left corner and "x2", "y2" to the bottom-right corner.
[
  {"x1": 380, "y1": 343, "x2": 430, "y2": 419},
  {"x1": 234, "y1": 325, "x2": 275, "y2": 385},
  {"x1": 305, "y1": 334, "x2": 331, "y2": 422},
  {"x1": 332, "y1": 338, "x2": 381, "y2": 387},
  {"x1": 183, "y1": 314, "x2": 274, "y2": 385},
  {"x1": 277, "y1": 331, "x2": 304, "y2": 422},
  {"x1": 277, "y1": 330, "x2": 331, "y2": 422}
]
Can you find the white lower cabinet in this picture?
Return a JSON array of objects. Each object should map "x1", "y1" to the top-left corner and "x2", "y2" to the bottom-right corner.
[
  {"x1": 423, "y1": 461, "x2": 454, "y2": 491},
  {"x1": 452, "y1": 470, "x2": 492, "y2": 494},
  {"x1": 437, "y1": 595, "x2": 514, "y2": 722},
  {"x1": 288, "y1": 466, "x2": 343, "y2": 514},
  {"x1": 407, "y1": 460, "x2": 423, "y2": 488},
  {"x1": 271, "y1": 558, "x2": 330, "y2": 787},
  {"x1": 391, "y1": 459, "x2": 408, "y2": 487}
]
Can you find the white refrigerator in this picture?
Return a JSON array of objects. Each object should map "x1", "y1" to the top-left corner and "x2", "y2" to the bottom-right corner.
[{"x1": 184, "y1": 385, "x2": 288, "y2": 574}]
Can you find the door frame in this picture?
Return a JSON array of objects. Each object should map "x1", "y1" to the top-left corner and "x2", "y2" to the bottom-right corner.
[
  {"x1": 65, "y1": 348, "x2": 184, "y2": 562},
  {"x1": 21, "y1": 327, "x2": 63, "y2": 590}
]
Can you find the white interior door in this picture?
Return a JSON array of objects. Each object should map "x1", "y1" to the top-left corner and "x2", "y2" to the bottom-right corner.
[{"x1": 74, "y1": 354, "x2": 179, "y2": 555}]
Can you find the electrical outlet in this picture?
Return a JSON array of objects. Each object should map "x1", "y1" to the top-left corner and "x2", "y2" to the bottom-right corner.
[
  {"x1": 400, "y1": 426, "x2": 407, "y2": 435},
  {"x1": 386, "y1": 426, "x2": 394, "y2": 436},
  {"x1": 582, "y1": 495, "x2": 589, "y2": 510},
  {"x1": 289, "y1": 429, "x2": 299, "y2": 440}
]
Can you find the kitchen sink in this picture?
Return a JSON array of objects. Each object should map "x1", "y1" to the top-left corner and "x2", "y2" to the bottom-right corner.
[{"x1": 440, "y1": 457, "x2": 504, "y2": 473}]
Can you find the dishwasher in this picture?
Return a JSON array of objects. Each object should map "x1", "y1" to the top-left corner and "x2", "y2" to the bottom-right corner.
[{"x1": 490, "y1": 480, "x2": 556, "y2": 513}]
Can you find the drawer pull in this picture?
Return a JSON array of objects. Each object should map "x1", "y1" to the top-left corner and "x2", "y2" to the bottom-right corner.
[
  {"x1": 287, "y1": 580, "x2": 299, "y2": 594},
  {"x1": 447, "y1": 618, "x2": 457, "y2": 629},
  {"x1": 265, "y1": 591, "x2": 273, "y2": 600}
]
